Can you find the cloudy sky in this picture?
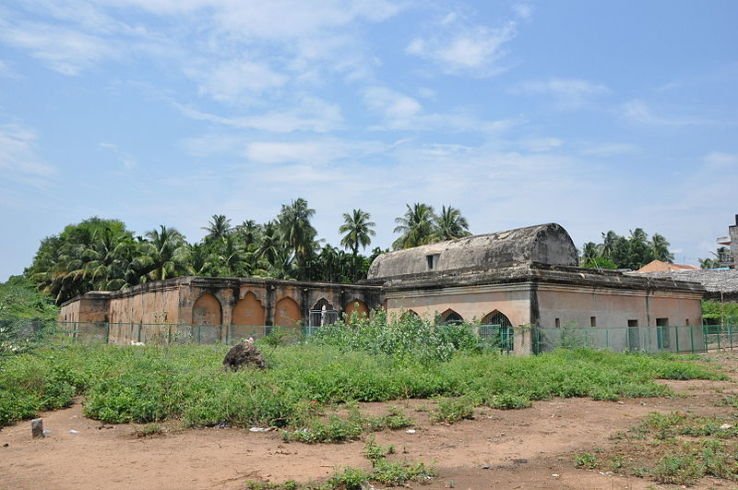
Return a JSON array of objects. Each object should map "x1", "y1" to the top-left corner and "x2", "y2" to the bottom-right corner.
[{"x1": 1, "y1": 0, "x2": 737, "y2": 280}]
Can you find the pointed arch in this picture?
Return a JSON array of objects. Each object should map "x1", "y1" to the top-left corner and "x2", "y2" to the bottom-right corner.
[
  {"x1": 312, "y1": 297, "x2": 334, "y2": 311},
  {"x1": 439, "y1": 308, "x2": 464, "y2": 325},
  {"x1": 193, "y1": 292, "x2": 222, "y2": 326},
  {"x1": 481, "y1": 310, "x2": 513, "y2": 327},
  {"x1": 232, "y1": 291, "x2": 266, "y2": 326},
  {"x1": 275, "y1": 297, "x2": 301, "y2": 327}
]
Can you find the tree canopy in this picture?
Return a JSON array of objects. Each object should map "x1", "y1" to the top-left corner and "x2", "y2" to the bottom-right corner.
[{"x1": 580, "y1": 228, "x2": 675, "y2": 270}]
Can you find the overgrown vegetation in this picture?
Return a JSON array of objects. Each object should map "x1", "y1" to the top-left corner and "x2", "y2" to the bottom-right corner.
[
  {"x1": 0, "y1": 276, "x2": 58, "y2": 358},
  {"x1": 0, "y1": 334, "x2": 721, "y2": 431}
]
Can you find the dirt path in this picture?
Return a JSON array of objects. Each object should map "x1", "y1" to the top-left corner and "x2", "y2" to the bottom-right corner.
[{"x1": 2, "y1": 355, "x2": 738, "y2": 489}]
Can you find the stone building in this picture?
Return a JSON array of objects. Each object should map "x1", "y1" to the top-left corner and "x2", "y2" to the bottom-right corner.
[{"x1": 60, "y1": 223, "x2": 706, "y2": 354}]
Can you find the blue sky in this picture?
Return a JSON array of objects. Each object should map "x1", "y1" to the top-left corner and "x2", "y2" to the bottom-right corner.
[{"x1": 1, "y1": 0, "x2": 737, "y2": 281}]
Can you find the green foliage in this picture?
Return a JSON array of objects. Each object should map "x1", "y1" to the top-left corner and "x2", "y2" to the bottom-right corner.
[
  {"x1": 431, "y1": 396, "x2": 476, "y2": 423},
  {"x1": 580, "y1": 228, "x2": 674, "y2": 270},
  {"x1": 311, "y1": 310, "x2": 480, "y2": 364},
  {"x1": 0, "y1": 342, "x2": 722, "y2": 431},
  {"x1": 702, "y1": 300, "x2": 738, "y2": 324},
  {"x1": 392, "y1": 202, "x2": 471, "y2": 250},
  {"x1": 0, "y1": 276, "x2": 57, "y2": 321},
  {"x1": 574, "y1": 452, "x2": 598, "y2": 469}
]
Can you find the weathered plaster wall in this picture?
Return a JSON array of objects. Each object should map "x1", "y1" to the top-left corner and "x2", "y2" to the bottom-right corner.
[
  {"x1": 383, "y1": 283, "x2": 532, "y2": 327},
  {"x1": 59, "y1": 293, "x2": 110, "y2": 323}
]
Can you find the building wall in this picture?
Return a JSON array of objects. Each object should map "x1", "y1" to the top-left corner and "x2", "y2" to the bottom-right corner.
[
  {"x1": 383, "y1": 283, "x2": 532, "y2": 327},
  {"x1": 59, "y1": 294, "x2": 110, "y2": 323},
  {"x1": 536, "y1": 285, "x2": 703, "y2": 352},
  {"x1": 108, "y1": 285, "x2": 181, "y2": 325},
  {"x1": 536, "y1": 285, "x2": 702, "y2": 328}
]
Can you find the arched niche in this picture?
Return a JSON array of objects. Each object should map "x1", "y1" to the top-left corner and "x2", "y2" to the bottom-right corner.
[
  {"x1": 193, "y1": 292, "x2": 222, "y2": 326},
  {"x1": 439, "y1": 308, "x2": 464, "y2": 325},
  {"x1": 344, "y1": 299, "x2": 369, "y2": 319},
  {"x1": 274, "y1": 297, "x2": 301, "y2": 327},
  {"x1": 232, "y1": 291, "x2": 266, "y2": 326}
]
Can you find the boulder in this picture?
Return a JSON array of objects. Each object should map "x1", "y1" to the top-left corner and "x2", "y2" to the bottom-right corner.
[{"x1": 223, "y1": 338, "x2": 266, "y2": 371}]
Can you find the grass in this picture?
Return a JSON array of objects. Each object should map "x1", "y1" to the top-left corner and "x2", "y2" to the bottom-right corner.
[
  {"x1": 246, "y1": 438, "x2": 434, "y2": 490},
  {"x1": 603, "y1": 410, "x2": 738, "y2": 485},
  {"x1": 0, "y1": 340, "x2": 724, "y2": 431}
]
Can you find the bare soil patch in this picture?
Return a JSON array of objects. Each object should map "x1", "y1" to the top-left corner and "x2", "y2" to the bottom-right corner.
[{"x1": 2, "y1": 352, "x2": 738, "y2": 489}]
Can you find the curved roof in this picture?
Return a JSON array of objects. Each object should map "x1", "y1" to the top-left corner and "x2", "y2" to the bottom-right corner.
[{"x1": 368, "y1": 223, "x2": 578, "y2": 279}]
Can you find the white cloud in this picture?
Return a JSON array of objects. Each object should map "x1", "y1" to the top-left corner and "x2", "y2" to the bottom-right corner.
[
  {"x1": 186, "y1": 59, "x2": 288, "y2": 102},
  {"x1": 0, "y1": 20, "x2": 117, "y2": 75},
  {"x1": 362, "y1": 85, "x2": 519, "y2": 133},
  {"x1": 0, "y1": 123, "x2": 56, "y2": 184},
  {"x1": 245, "y1": 139, "x2": 386, "y2": 165},
  {"x1": 620, "y1": 99, "x2": 714, "y2": 126},
  {"x1": 520, "y1": 137, "x2": 564, "y2": 152},
  {"x1": 512, "y1": 78, "x2": 609, "y2": 109},
  {"x1": 176, "y1": 96, "x2": 344, "y2": 133},
  {"x1": 406, "y1": 12, "x2": 517, "y2": 76}
]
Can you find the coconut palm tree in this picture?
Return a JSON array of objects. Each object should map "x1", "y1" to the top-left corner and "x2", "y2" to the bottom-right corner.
[
  {"x1": 393, "y1": 203, "x2": 437, "y2": 249},
  {"x1": 202, "y1": 214, "x2": 232, "y2": 242},
  {"x1": 339, "y1": 209, "x2": 376, "y2": 256},
  {"x1": 433, "y1": 205, "x2": 471, "y2": 241},
  {"x1": 277, "y1": 198, "x2": 317, "y2": 274},
  {"x1": 650, "y1": 233, "x2": 674, "y2": 263},
  {"x1": 138, "y1": 225, "x2": 189, "y2": 281}
]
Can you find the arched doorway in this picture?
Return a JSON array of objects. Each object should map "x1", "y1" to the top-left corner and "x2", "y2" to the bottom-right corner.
[
  {"x1": 481, "y1": 310, "x2": 514, "y2": 353},
  {"x1": 309, "y1": 297, "x2": 338, "y2": 327}
]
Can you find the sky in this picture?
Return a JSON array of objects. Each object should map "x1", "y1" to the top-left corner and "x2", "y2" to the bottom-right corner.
[{"x1": 1, "y1": 0, "x2": 737, "y2": 281}]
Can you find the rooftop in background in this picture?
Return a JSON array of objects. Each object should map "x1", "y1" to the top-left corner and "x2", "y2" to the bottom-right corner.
[
  {"x1": 637, "y1": 260, "x2": 699, "y2": 273},
  {"x1": 629, "y1": 269, "x2": 738, "y2": 301},
  {"x1": 716, "y1": 214, "x2": 738, "y2": 269}
]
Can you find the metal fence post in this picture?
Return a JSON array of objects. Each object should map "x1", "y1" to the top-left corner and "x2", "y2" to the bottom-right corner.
[
  {"x1": 690, "y1": 325, "x2": 695, "y2": 353},
  {"x1": 105, "y1": 323, "x2": 110, "y2": 344},
  {"x1": 674, "y1": 325, "x2": 679, "y2": 353},
  {"x1": 730, "y1": 324, "x2": 734, "y2": 350}
]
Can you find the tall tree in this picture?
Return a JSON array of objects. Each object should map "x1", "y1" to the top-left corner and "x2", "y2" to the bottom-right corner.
[
  {"x1": 202, "y1": 214, "x2": 232, "y2": 242},
  {"x1": 433, "y1": 205, "x2": 471, "y2": 241},
  {"x1": 339, "y1": 209, "x2": 376, "y2": 256},
  {"x1": 650, "y1": 233, "x2": 674, "y2": 263},
  {"x1": 137, "y1": 225, "x2": 189, "y2": 281},
  {"x1": 393, "y1": 203, "x2": 437, "y2": 250},
  {"x1": 277, "y1": 198, "x2": 318, "y2": 277}
]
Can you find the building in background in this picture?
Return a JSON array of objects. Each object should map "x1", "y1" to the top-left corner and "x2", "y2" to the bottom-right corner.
[{"x1": 717, "y1": 215, "x2": 738, "y2": 269}]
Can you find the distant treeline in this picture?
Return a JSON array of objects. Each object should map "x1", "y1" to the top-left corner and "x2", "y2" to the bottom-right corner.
[{"x1": 24, "y1": 199, "x2": 472, "y2": 305}]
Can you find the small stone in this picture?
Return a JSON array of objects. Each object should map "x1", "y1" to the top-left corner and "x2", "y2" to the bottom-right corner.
[
  {"x1": 481, "y1": 464, "x2": 491, "y2": 470},
  {"x1": 31, "y1": 418, "x2": 44, "y2": 439},
  {"x1": 405, "y1": 429, "x2": 416, "y2": 434},
  {"x1": 552, "y1": 474, "x2": 560, "y2": 478},
  {"x1": 720, "y1": 423, "x2": 733, "y2": 430},
  {"x1": 69, "y1": 429, "x2": 80, "y2": 434},
  {"x1": 3, "y1": 443, "x2": 8, "y2": 447}
]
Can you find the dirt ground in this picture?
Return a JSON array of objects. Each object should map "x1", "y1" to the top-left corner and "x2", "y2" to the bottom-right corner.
[{"x1": 3, "y1": 353, "x2": 738, "y2": 490}]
